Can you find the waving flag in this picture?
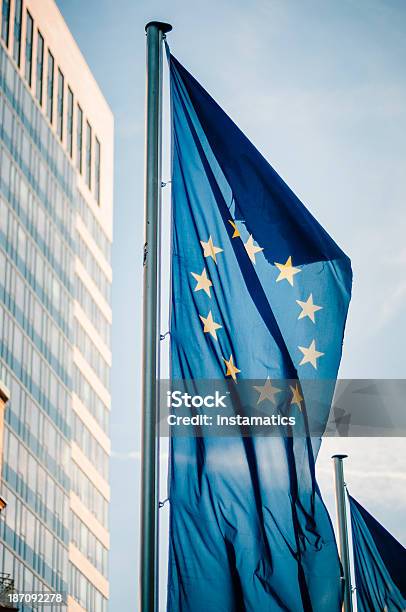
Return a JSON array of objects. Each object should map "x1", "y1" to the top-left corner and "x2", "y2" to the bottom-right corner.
[
  {"x1": 168, "y1": 51, "x2": 352, "y2": 611},
  {"x1": 349, "y1": 495, "x2": 406, "y2": 612}
]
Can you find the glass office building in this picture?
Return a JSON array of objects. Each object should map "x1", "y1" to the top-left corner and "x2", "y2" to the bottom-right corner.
[{"x1": 0, "y1": 0, "x2": 113, "y2": 610}]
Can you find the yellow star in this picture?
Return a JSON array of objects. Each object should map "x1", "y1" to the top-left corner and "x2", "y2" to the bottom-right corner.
[
  {"x1": 244, "y1": 235, "x2": 264, "y2": 264},
  {"x1": 253, "y1": 378, "x2": 281, "y2": 405},
  {"x1": 200, "y1": 236, "x2": 223, "y2": 263},
  {"x1": 296, "y1": 293, "x2": 323, "y2": 323},
  {"x1": 228, "y1": 220, "x2": 240, "y2": 238},
  {"x1": 290, "y1": 383, "x2": 303, "y2": 410},
  {"x1": 191, "y1": 268, "x2": 213, "y2": 297},
  {"x1": 298, "y1": 340, "x2": 324, "y2": 369},
  {"x1": 199, "y1": 310, "x2": 222, "y2": 340},
  {"x1": 223, "y1": 354, "x2": 240, "y2": 381},
  {"x1": 274, "y1": 256, "x2": 301, "y2": 286}
]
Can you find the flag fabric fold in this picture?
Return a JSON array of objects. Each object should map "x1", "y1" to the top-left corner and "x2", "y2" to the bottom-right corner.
[
  {"x1": 168, "y1": 51, "x2": 352, "y2": 612},
  {"x1": 349, "y1": 495, "x2": 406, "y2": 612}
]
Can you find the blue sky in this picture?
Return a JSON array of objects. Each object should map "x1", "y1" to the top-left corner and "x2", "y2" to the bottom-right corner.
[{"x1": 56, "y1": 1, "x2": 406, "y2": 608}]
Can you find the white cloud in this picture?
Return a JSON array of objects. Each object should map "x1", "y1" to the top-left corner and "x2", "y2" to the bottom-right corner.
[
  {"x1": 111, "y1": 449, "x2": 169, "y2": 462},
  {"x1": 111, "y1": 449, "x2": 141, "y2": 460}
]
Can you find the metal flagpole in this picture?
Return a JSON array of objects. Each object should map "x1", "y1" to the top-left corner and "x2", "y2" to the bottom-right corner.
[
  {"x1": 332, "y1": 454, "x2": 353, "y2": 612},
  {"x1": 141, "y1": 20, "x2": 172, "y2": 612}
]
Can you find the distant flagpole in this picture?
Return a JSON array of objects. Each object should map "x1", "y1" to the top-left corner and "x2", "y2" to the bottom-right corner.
[
  {"x1": 141, "y1": 20, "x2": 172, "y2": 612},
  {"x1": 332, "y1": 454, "x2": 353, "y2": 612}
]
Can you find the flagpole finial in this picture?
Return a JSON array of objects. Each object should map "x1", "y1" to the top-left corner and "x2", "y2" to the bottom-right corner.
[{"x1": 145, "y1": 21, "x2": 173, "y2": 33}]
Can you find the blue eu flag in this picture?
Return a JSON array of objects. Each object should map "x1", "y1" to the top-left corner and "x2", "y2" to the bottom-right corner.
[
  {"x1": 168, "y1": 52, "x2": 352, "y2": 611},
  {"x1": 349, "y1": 495, "x2": 406, "y2": 612}
]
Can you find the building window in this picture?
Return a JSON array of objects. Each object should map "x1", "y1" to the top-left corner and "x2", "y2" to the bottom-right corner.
[
  {"x1": 95, "y1": 138, "x2": 101, "y2": 205},
  {"x1": 12, "y1": 0, "x2": 22, "y2": 65},
  {"x1": 24, "y1": 10, "x2": 33, "y2": 86},
  {"x1": 36, "y1": 31, "x2": 44, "y2": 105},
  {"x1": 46, "y1": 51, "x2": 54, "y2": 123},
  {"x1": 76, "y1": 104, "x2": 83, "y2": 173},
  {"x1": 57, "y1": 68, "x2": 64, "y2": 141},
  {"x1": 1, "y1": 0, "x2": 10, "y2": 46},
  {"x1": 67, "y1": 88, "x2": 74, "y2": 158},
  {"x1": 85, "y1": 121, "x2": 92, "y2": 189}
]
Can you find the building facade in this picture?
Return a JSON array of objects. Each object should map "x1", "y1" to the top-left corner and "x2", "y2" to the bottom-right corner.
[
  {"x1": 0, "y1": 381, "x2": 10, "y2": 514},
  {"x1": 0, "y1": 0, "x2": 113, "y2": 610}
]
